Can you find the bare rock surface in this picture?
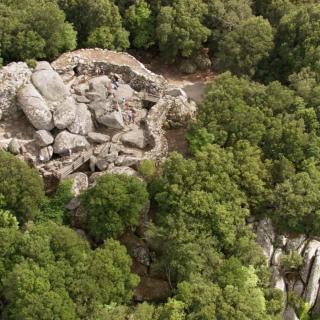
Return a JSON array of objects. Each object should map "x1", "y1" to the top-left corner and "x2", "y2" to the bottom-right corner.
[
  {"x1": 97, "y1": 111, "x2": 125, "y2": 129},
  {"x1": 67, "y1": 103, "x2": 94, "y2": 135},
  {"x1": 87, "y1": 132, "x2": 110, "y2": 144},
  {"x1": 0, "y1": 62, "x2": 32, "y2": 120},
  {"x1": 17, "y1": 84, "x2": 54, "y2": 130},
  {"x1": 53, "y1": 96, "x2": 77, "y2": 129},
  {"x1": 31, "y1": 64, "x2": 69, "y2": 103},
  {"x1": 53, "y1": 131, "x2": 89, "y2": 155},
  {"x1": 39, "y1": 146, "x2": 53, "y2": 162},
  {"x1": 34, "y1": 130, "x2": 54, "y2": 147},
  {"x1": 122, "y1": 129, "x2": 148, "y2": 149}
]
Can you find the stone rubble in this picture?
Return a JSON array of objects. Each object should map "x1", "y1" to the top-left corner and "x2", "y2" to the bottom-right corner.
[{"x1": 0, "y1": 48, "x2": 196, "y2": 208}]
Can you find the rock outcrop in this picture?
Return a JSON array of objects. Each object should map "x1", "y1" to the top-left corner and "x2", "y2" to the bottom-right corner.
[
  {"x1": 53, "y1": 131, "x2": 89, "y2": 155},
  {"x1": 1, "y1": 48, "x2": 196, "y2": 187},
  {"x1": 0, "y1": 62, "x2": 32, "y2": 120},
  {"x1": 17, "y1": 84, "x2": 54, "y2": 130},
  {"x1": 31, "y1": 62, "x2": 69, "y2": 104},
  {"x1": 254, "y1": 218, "x2": 320, "y2": 319}
]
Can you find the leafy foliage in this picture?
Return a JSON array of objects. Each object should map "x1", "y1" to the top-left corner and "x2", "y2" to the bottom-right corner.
[
  {"x1": 82, "y1": 174, "x2": 148, "y2": 239},
  {"x1": 0, "y1": 222, "x2": 138, "y2": 319},
  {"x1": 0, "y1": 151, "x2": 44, "y2": 223}
]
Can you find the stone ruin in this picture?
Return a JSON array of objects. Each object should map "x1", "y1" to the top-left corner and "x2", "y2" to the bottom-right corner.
[{"x1": 0, "y1": 48, "x2": 196, "y2": 187}]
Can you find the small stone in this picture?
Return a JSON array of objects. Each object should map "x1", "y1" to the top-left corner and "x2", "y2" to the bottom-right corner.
[
  {"x1": 8, "y1": 138, "x2": 20, "y2": 155},
  {"x1": 39, "y1": 146, "x2": 53, "y2": 162},
  {"x1": 34, "y1": 130, "x2": 54, "y2": 147},
  {"x1": 87, "y1": 132, "x2": 110, "y2": 144}
]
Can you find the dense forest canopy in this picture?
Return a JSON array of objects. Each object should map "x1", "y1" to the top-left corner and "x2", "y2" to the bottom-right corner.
[
  {"x1": 2, "y1": 0, "x2": 320, "y2": 319},
  {"x1": 0, "y1": 0, "x2": 319, "y2": 83}
]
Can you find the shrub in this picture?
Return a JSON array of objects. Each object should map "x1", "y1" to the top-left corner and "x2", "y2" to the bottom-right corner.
[
  {"x1": 280, "y1": 252, "x2": 304, "y2": 272},
  {"x1": 138, "y1": 160, "x2": 156, "y2": 181}
]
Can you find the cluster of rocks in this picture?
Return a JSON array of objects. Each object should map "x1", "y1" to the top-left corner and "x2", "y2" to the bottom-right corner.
[
  {"x1": 0, "y1": 49, "x2": 196, "y2": 181},
  {"x1": 254, "y1": 218, "x2": 320, "y2": 320}
]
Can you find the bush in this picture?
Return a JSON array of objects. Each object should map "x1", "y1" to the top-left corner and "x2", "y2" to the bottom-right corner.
[
  {"x1": 0, "y1": 151, "x2": 45, "y2": 223},
  {"x1": 25, "y1": 58, "x2": 37, "y2": 69},
  {"x1": 280, "y1": 252, "x2": 304, "y2": 272},
  {"x1": 38, "y1": 180, "x2": 73, "y2": 224},
  {"x1": 138, "y1": 160, "x2": 156, "y2": 181},
  {"x1": 81, "y1": 174, "x2": 148, "y2": 240}
]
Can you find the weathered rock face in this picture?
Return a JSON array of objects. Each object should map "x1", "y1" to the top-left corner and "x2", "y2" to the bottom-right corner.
[
  {"x1": 0, "y1": 62, "x2": 32, "y2": 120},
  {"x1": 34, "y1": 130, "x2": 54, "y2": 147},
  {"x1": 31, "y1": 63, "x2": 69, "y2": 103},
  {"x1": 67, "y1": 103, "x2": 94, "y2": 135},
  {"x1": 97, "y1": 111, "x2": 125, "y2": 129},
  {"x1": 305, "y1": 250, "x2": 320, "y2": 307},
  {"x1": 254, "y1": 218, "x2": 320, "y2": 319},
  {"x1": 17, "y1": 84, "x2": 54, "y2": 130},
  {"x1": 87, "y1": 132, "x2": 110, "y2": 144},
  {"x1": 39, "y1": 146, "x2": 53, "y2": 162},
  {"x1": 122, "y1": 129, "x2": 148, "y2": 149},
  {"x1": 53, "y1": 97, "x2": 77, "y2": 129},
  {"x1": 53, "y1": 131, "x2": 89, "y2": 155}
]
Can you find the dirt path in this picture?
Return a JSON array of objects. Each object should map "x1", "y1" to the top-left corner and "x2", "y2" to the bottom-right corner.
[{"x1": 149, "y1": 63, "x2": 214, "y2": 103}]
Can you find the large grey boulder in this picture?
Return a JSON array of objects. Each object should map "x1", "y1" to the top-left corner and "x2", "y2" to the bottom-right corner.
[
  {"x1": 87, "y1": 132, "x2": 110, "y2": 144},
  {"x1": 301, "y1": 240, "x2": 320, "y2": 283},
  {"x1": 53, "y1": 131, "x2": 89, "y2": 155},
  {"x1": 87, "y1": 76, "x2": 110, "y2": 99},
  {"x1": 97, "y1": 111, "x2": 125, "y2": 129},
  {"x1": 17, "y1": 84, "x2": 54, "y2": 130},
  {"x1": 121, "y1": 129, "x2": 148, "y2": 149},
  {"x1": 34, "y1": 130, "x2": 54, "y2": 147},
  {"x1": 34, "y1": 61, "x2": 52, "y2": 71},
  {"x1": 68, "y1": 103, "x2": 94, "y2": 135},
  {"x1": 304, "y1": 249, "x2": 320, "y2": 307},
  {"x1": 0, "y1": 62, "x2": 32, "y2": 120},
  {"x1": 31, "y1": 65, "x2": 69, "y2": 103},
  {"x1": 53, "y1": 97, "x2": 77, "y2": 129}
]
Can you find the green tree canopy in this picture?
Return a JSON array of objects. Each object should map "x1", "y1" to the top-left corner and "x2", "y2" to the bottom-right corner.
[
  {"x1": 275, "y1": 4, "x2": 320, "y2": 81},
  {"x1": 125, "y1": 0, "x2": 155, "y2": 49},
  {"x1": 0, "y1": 151, "x2": 45, "y2": 223},
  {"x1": 57, "y1": 0, "x2": 129, "y2": 49},
  {"x1": 0, "y1": 222, "x2": 138, "y2": 319},
  {"x1": 156, "y1": 0, "x2": 210, "y2": 61},
  {"x1": 81, "y1": 174, "x2": 148, "y2": 240},
  {"x1": 217, "y1": 16, "x2": 274, "y2": 77},
  {"x1": 0, "y1": 0, "x2": 76, "y2": 62}
]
